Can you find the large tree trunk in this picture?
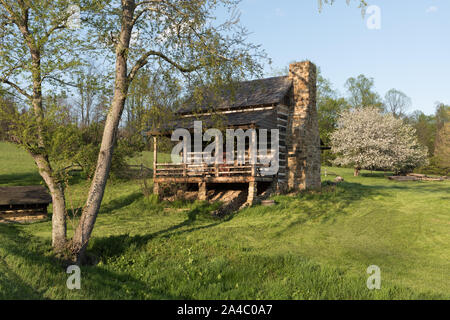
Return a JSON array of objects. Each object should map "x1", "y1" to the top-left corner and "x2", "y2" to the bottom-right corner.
[
  {"x1": 30, "y1": 51, "x2": 67, "y2": 252},
  {"x1": 70, "y1": 75, "x2": 128, "y2": 263},
  {"x1": 12, "y1": 1, "x2": 68, "y2": 253},
  {"x1": 33, "y1": 154, "x2": 67, "y2": 250},
  {"x1": 71, "y1": 91, "x2": 128, "y2": 262},
  {"x1": 70, "y1": 1, "x2": 134, "y2": 263},
  {"x1": 354, "y1": 167, "x2": 360, "y2": 176}
]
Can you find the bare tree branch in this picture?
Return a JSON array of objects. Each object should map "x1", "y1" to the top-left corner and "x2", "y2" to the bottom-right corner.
[
  {"x1": 135, "y1": 0, "x2": 163, "y2": 8},
  {"x1": 42, "y1": 75, "x2": 79, "y2": 88},
  {"x1": 128, "y1": 49, "x2": 199, "y2": 82},
  {"x1": 131, "y1": 6, "x2": 157, "y2": 26},
  {"x1": 40, "y1": 22, "x2": 67, "y2": 46},
  {"x1": 0, "y1": 79, "x2": 32, "y2": 99}
]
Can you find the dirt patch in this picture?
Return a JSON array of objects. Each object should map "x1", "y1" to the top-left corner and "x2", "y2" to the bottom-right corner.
[{"x1": 210, "y1": 189, "x2": 249, "y2": 217}]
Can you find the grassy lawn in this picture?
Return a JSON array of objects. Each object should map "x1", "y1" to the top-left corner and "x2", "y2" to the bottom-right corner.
[{"x1": 0, "y1": 141, "x2": 449, "y2": 299}]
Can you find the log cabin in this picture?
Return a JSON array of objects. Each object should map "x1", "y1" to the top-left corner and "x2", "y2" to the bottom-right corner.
[
  {"x1": 149, "y1": 61, "x2": 321, "y2": 205},
  {"x1": 0, "y1": 186, "x2": 51, "y2": 222}
]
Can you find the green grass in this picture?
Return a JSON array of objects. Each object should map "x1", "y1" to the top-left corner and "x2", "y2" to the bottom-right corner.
[{"x1": 0, "y1": 141, "x2": 449, "y2": 299}]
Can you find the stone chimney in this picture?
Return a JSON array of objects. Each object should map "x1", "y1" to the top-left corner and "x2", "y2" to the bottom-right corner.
[{"x1": 286, "y1": 61, "x2": 321, "y2": 191}]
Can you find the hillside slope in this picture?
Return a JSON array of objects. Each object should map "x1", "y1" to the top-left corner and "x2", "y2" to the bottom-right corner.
[{"x1": 0, "y1": 142, "x2": 449, "y2": 299}]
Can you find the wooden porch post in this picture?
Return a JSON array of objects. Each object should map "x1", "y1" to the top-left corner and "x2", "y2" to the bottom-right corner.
[
  {"x1": 247, "y1": 181, "x2": 257, "y2": 205},
  {"x1": 153, "y1": 135, "x2": 160, "y2": 197},
  {"x1": 250, "y1": 124, "x2": 257, "y2": 177},
  {"x1": 153, "y1": 135, "x2": 157, "y2": 176},
  {"x1": 198, "y1": 182, "x2": 207, "y2": 201}
]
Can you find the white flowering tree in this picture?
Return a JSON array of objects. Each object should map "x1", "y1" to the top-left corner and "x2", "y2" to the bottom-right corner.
[{"x1": 330, "y1": 107, "x2": 428, "y2": 176}]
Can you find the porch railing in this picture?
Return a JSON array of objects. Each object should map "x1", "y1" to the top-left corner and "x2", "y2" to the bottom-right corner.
[{"x1": 154, "y1": 151, "x2": 275, "y2": 178}]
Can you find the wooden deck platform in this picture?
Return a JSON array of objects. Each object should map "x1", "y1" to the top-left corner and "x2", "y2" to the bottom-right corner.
[
  {"x1": 154, "y1": 175, "x2": 273, "y2": 184},
  {"x1": 0, "y1": 186, "x2": 52, "y2": 222},
  {"x1": 153, "y1": 160, "x2": 275, "y2": 205}
]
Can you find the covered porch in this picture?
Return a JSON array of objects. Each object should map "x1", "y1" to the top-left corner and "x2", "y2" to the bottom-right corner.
[
  {"x1": 150, "y1": 142, "x2": 276, "y2": 206},
  {"x1": 152, "y1": 149, "x2": 275, "y2": 205},
  {"x1": 148, "y1": 109, "x2": 279, "y2": 205}
]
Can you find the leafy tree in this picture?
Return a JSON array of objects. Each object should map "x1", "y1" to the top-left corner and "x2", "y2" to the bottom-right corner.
[
  {"x1": 434, "y1": 103, "x2": 450, "y2": 173},
  {"x1": 0, "y1": 95, "x2": 17, "y2": 140},
  {"x1": 406, "y1": 110, "x2": 436, "y2": 157},
  {"x1": 331, "y1": 107, "x2": 428, "y2": 176},
  {"x1": 345, "y1": 74, "x2": 383, "y2": 110},
  {"x1": 316, "y1": 70, "x2": 348, "y2": 164},
  {"x1": 74, "y1": 65, "x2": 109, "y2": 127},
  {"x1": 0, "y1": 0, "x2": 84, "y2": 251},
  {"x1": 0, "y1": 0, "x2": 372, "y2": 262},
  {"x1": 69, "y1": 0, "x2": 265, "y2": 263},
  {"x1": 384, "y1": 88, "x2": 411, "y2": 118},
  {"x1": 125, "y1": 69, "x2": 181, "y2": 139},
  {"x1": 319, "y1": 0, "x2": 367, "y2": 11},
  {"x1": 435, "y1": 103, "x2": 450, "y2": 129}
]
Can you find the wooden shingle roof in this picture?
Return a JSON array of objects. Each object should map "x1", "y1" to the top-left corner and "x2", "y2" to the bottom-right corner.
[
  {"x1": 166, "y1": 109, "x2": 278, "y2": 131},
  {"x1": 0, "y1": 186, "x2": 52, "y2": 206},
  {"x1": 178, "y1": 76, "x2": 292, "y2": 115}
]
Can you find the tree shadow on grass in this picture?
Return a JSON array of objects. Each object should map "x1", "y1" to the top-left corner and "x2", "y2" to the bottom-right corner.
[
  {"x1": 90, "y1": 202, "x2": 223, "y2": 261},
  {"x1": 0, "y1": 236, "x2": 45, "y2": 299},
  {"x1": 277, "y1": 178, "x2": 449, "y2": 237},
  {"x1": 0, "y1": 170, "x2": 85, "y2": 187},
  {"x1": 360, "y1": 172, "x2": 391, "y2": 178},
  {"x1": 62, "y1": 189, "x2": 145, "y2": 218},
  {"x1": 0, "y1": 172, "x2": 43, "y2": 186},
  {"x1": 0, "y1": 224, "x2": 179, "y2": 299},
  {"x1": 273, "y1": 181, "x2": 389, "y2": 235},
  {"x1": 45, "y1": 191, "x2": 143, "y2": 219},
  {"x1": 79, "y1": 264, "x2": 180, "y2": 299},
  {"x1": 99, "y1": 192, "x2": 144, "y2": 214},
  {"x1": 370, "y1": 180, "x2": 450, "y2": 194},
  {"x1": 0, "y1": 224, "x2": 61, "y2": 299}
]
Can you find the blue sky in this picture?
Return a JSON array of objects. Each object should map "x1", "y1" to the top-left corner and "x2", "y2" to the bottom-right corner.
[{"x1": 232, "y1": 0, "x2": 449, "y2": 115}]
